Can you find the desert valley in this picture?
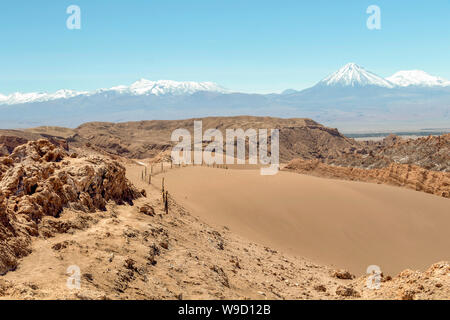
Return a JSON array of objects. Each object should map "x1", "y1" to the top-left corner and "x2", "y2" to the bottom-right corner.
[
  {"x1": 2, "y1": 0, "x2": 450, "y2": 309},
  {"x1": 0, "y1": 116, "x2": 448, "y2": 300}
]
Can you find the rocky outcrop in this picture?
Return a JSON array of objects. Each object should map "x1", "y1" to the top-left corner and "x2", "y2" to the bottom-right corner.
[
  {"x1": 328, "y1": 134, "x2": 450, "y2": 172},
  {"x1": 0, "y1": 134, "x2": 69, "y2": 156},
  {"x1": 0, "y1": 136, "x2": 29, "y2": 156},
  {"x1": 69, "y1": 117, "x2": 358, "y2": 162},
  {"x1": 285, "y1": 159, "x2": 450, "y2": 198},
  {"x1": 277, "y1": 125, "x2": 356, "y2": 162},
  {"x1": 5, "y1": 121, "x2": 448, "y2": 173},
  {"x1": 0, "y1": 139, "x2": 141, "y2": 275},
  {"x1": 335, "y1": 285, "x2": 360, "y2": 297},
  {"x1": 355, "y1": 261, "x2": 449, "y2": 300}
]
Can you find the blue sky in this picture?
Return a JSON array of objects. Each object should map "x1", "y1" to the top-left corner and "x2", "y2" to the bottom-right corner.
[{"x1": 0, "y1": 0, "x2": 449, "y2": 94}]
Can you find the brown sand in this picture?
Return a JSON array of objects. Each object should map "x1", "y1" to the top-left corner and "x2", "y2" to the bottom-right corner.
[
  {"x1": 155, "y1": 166, "x2": 450, "y2": 275},
  {"x1": 0, "y1": 161, "x2": 447, "y2": 300}
]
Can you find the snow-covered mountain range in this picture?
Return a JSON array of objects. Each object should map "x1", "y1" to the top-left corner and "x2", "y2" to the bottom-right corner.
[
  {"x1": 316, "y1": 63, "x2": 450, "y2": 88},
  {"x1": 0, "y1": 89, "x2": 87, "y2": 105},
  {"x1": 0, "y1": 63, "x2": 449, "y2": 131},
  {"x1": 0, "y1": 79, "x2": 226, "y2": 105},
  {"x1": 386, "y1": 70, "x2": 450, "y2": 87},
  {"x1": 1, "y1": 63, "x2": 449, "y2": 106}
]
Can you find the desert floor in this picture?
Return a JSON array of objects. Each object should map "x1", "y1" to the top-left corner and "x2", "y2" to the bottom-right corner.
[
  {"x1": 150, "y1": 165, "x2": 450, "y2": 276},
  {"x1": 1, "y1": 162, "x2": 448, "y2": 300}
]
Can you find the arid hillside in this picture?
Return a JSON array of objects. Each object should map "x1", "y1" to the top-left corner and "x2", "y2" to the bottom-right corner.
[
  {"x1": 326, "y1": 134, "x2": 450, "y2": 172},
  {"x1": 0, "y1": 140, "x2": 141, "y2": 275},
  {"x1": 285, "y1": 159, "x2": 450, "y2": 198},
  {"x1": 3, "y1": 118, "x2": 449, "y2": 173},
  {"x1": 23, "y1": 117, "x2": 358, "y2": 162},
  {"x1": 0, "y1": 146, "x2": 447, "y2": 300},
  {"x1": 0, "y1": 129, "x2": 69, "y2": 156}
]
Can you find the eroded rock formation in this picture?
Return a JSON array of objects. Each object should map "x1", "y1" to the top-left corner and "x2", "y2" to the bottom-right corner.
[
  {"x1": 0, "y1": 134, "x2": 69, "y2": 156},
  {"x1": 285, "y1": 159, "x2": 450, "y2": 198},
  {"x1": 0, "y1": 139, "x2": 141, "y2": 275},
  {"x1": 0, "y1": 136, "x2": 29, "y2": 156},
  {"x1": 327, "y1": 134, "x2": 450, "y2": 172}
]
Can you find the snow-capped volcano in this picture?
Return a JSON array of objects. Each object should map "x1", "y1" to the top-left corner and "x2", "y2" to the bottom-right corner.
[
  {"x1": 317, "y1": 63, "x2": 395, "y2": 88},
  {"x1": 0, "y1": 64, "x2": 449, "y2": 130},
  {"x1": 0, "y1": 79, "x2": 226, "y2": 106},
  {"x1": 386, "y1": 70, "x2": 450, "y2": 87}
]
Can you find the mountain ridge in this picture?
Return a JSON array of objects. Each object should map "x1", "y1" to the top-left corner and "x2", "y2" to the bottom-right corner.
[
  {"x1": 0, "y1": 79, "x2": 226, "y2": 106},
  {"x1": 1, "y1": 63, "x2": 449, "y2": 131},
  {"x1": 2, "y1": 63, "x2": 450, "y2": 106},
  {"x1": 387, "y1": 70, "x2": 450, "y2": 87}
]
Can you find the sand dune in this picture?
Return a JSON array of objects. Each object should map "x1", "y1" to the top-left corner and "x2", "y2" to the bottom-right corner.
[{"x1": 156, "y1": 166, "x2": 450, "y2": 275}]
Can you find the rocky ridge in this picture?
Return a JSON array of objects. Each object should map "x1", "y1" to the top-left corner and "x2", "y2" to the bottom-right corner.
[
  {"x1": 327, "y1": 134, "x2": 450, "y2": 172},
  {"x1": 285, "y1": 159, "x2": 449, "y2": 198},
  {"x1": 4, "y1": 119, "x2": 448, "y2": 173},
  {"x1": 56, "y1": 117, "x2": 359, "y2": 162}
]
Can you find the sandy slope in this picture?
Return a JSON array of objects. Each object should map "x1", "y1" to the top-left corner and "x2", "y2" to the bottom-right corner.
[
  {"x1": 0, "y1": 161, "x2": 448, "y2": 300},
  {"x1": 0, "y1": 164, "x2": 370, "y2": 300},
  {"x1": 155, "y1": 166, "x2": 450, "y2": 276}
]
